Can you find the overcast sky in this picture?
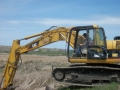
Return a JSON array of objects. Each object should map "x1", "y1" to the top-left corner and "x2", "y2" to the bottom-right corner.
[{"x1": 0, "y1": 0, "x2": 120, "y2": 48}]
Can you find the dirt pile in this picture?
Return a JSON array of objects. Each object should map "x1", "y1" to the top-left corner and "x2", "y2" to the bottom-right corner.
[
  {"x1": 0, "y1": 54, "x2": 69, "y2": 90},
  {"x1": 14, "y1": 71, "x2": 53, "y2": 90}
]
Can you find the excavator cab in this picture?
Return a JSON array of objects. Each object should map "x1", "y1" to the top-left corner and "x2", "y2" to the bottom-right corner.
[{"x1": 67, "y1": 25, "x2": 107, "y2": 63}]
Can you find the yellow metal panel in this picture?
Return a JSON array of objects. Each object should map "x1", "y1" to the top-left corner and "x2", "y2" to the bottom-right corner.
[
  {"x1": 69, "y1": 58, "x2": 120, "y2": 63},
  {"x1": 112, "y1": 41, "x2": 116, "y2": 49},
  {"x1": 107, "y1": 40, "x2": 113, "y2": 50}
]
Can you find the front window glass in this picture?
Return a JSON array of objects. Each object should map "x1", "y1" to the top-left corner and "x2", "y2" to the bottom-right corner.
[
  {"x1": 88, "y1": 29, "x2": 94, "y2": 46},
  {"x1": 94, "y1": 28, "x2": 105, "y2": 46},
  {"x1": 87, "y1": 28, "x2": 106, "y2": 59}
]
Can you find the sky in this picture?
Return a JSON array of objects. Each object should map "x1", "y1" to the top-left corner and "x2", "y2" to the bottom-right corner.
[{"x1": 0, "y1": 0, "x2": 120, "y2": 49}]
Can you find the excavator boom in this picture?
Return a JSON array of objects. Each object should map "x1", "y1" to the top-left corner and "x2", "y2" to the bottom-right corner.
[{"x1": 0, "y1": 26, "x2": 75, "y2": 90}]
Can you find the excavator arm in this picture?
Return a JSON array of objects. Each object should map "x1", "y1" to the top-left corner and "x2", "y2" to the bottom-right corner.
[{"x1": 0, "y1": 26, "x2": 76, "y2": 90}]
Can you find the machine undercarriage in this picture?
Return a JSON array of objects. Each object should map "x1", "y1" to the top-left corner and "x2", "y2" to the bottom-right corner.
[{"x1": 52, "y1": 64, "x2": 120, "y2": 86}]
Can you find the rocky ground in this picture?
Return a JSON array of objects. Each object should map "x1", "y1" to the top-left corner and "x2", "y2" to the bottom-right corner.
[{"x1": 0, "y1": 53, "x2": 70, "y2": 90}]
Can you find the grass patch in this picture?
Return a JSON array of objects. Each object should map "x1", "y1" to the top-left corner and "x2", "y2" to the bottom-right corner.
[
  {"x1": 0, "y1": 46, "x2": 68, "y2": 56},
  {"x1": 58, "y1": 82, "x2": 119, "y2": 90},
  {"x1": 26, "y1": 48, "x2": 67, "y2": 56},
  {"x1": 27, "y1": 50, "x2": 66, "y2": 56}
]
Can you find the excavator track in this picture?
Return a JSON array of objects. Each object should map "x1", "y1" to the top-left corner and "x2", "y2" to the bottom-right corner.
[{"x1": 52, "y1": 64, "x2": 120, "y2": 86}]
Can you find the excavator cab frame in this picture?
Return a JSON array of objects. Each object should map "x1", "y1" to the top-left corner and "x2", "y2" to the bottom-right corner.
[{"x1": 67, "y1": 25, "x2": 107, "y2": 63}]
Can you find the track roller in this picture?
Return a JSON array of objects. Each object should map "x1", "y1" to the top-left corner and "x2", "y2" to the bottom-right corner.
[{"x1": 52, "y1": 69, "x2": 65, "y2": 82}]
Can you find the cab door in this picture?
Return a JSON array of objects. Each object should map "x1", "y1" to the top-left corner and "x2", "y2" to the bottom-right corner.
[{"x1": 87, "y1": 28, "x2": 107, "y2": 59}]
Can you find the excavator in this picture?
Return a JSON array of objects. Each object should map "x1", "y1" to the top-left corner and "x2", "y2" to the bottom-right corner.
[{"x1": 0, "y1": 25, "x2": 120, "y2": 90}]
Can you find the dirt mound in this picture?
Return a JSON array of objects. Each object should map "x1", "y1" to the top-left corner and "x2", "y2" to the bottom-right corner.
[
  {"x1": 14, "y1": 71, "x2": 53, "y2": 90},
  {"x1": 0, "y1": 54, "x2": 69, "y2": 90}
]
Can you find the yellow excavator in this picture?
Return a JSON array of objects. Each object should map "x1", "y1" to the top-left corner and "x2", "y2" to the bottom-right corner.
[{"x1": 0, "y1": 25, "x2": 120, "y2": 90}]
